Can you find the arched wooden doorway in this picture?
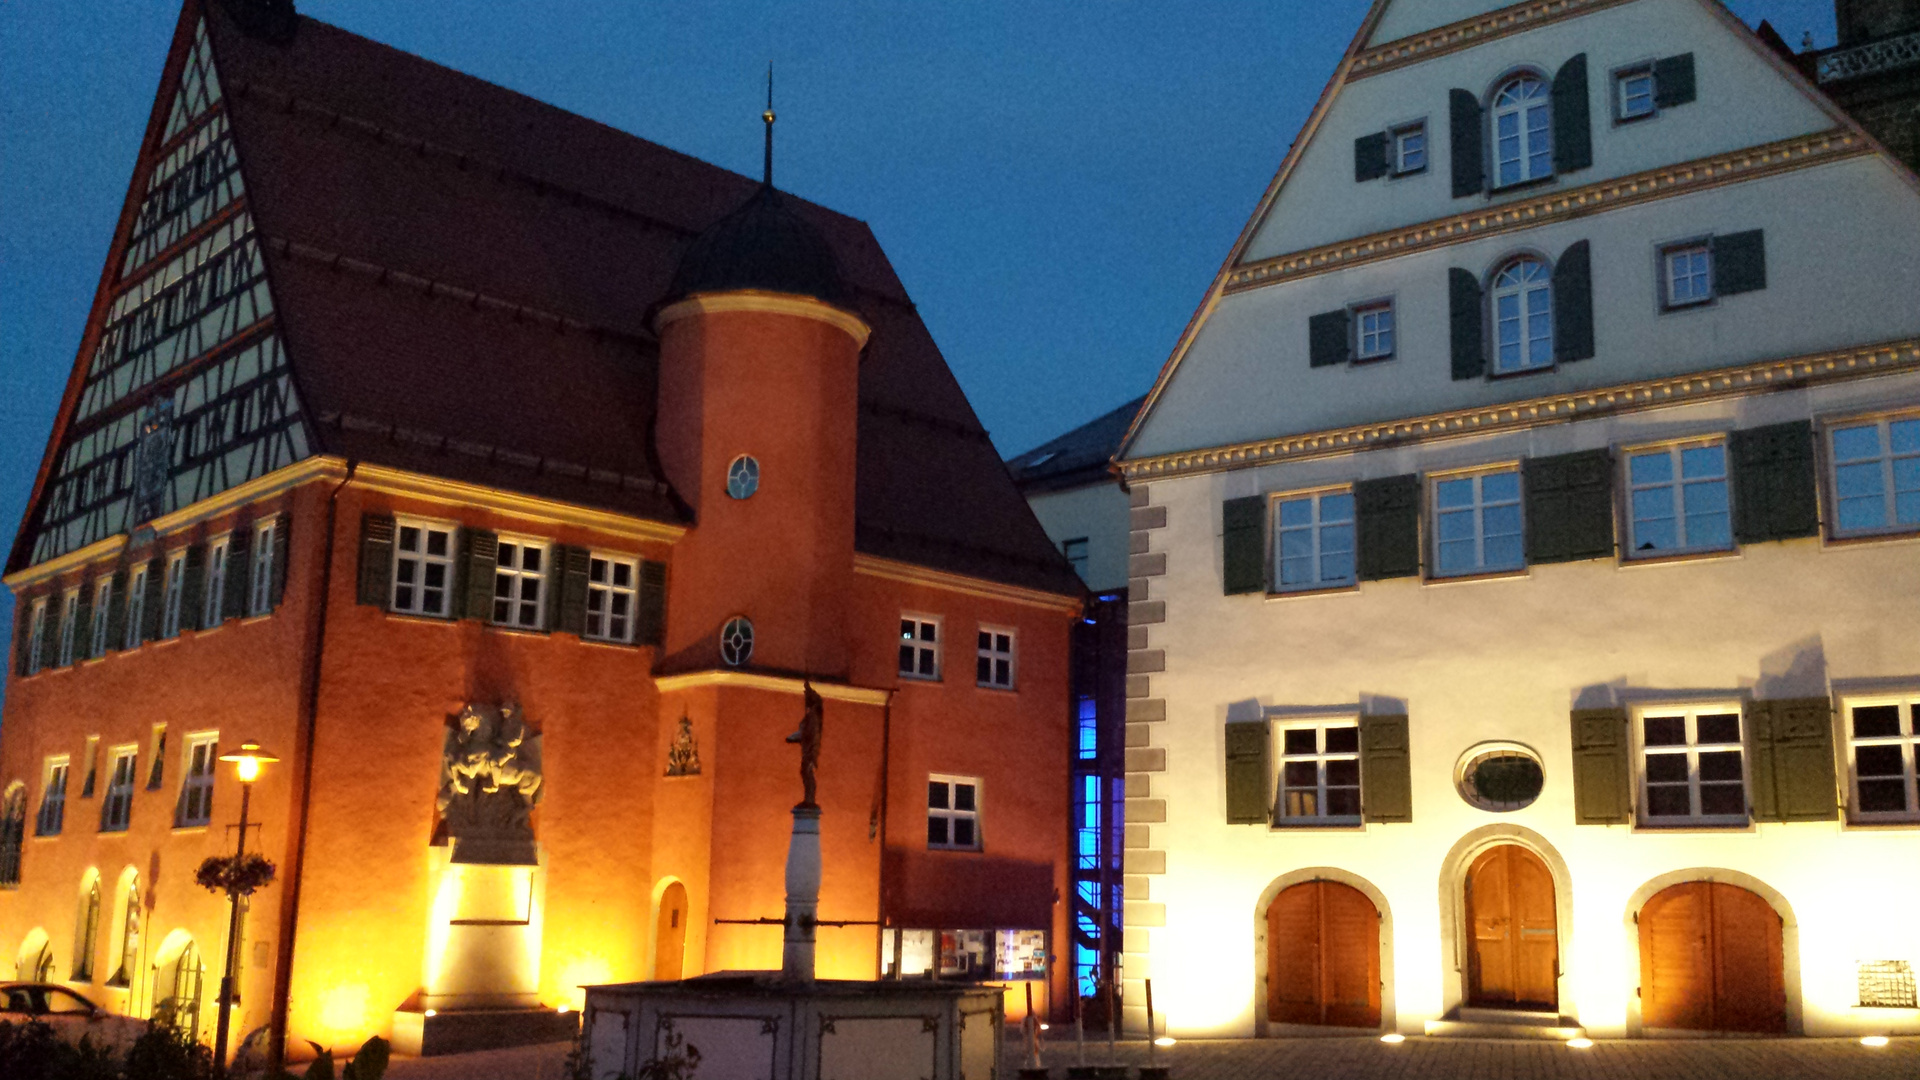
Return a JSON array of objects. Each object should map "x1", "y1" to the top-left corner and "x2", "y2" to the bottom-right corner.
[
  {"x1": 654, "y1": 882, "x2": 689, "y2": 981},
  {"x1": 1464, "y1": 844, "x2": 1557, "y2": 1009},
  {"x1": 1265, "y1": 880, "x2": 1380, "y2": 1027},
  {"x1": 1640, "y1": 881, "x2": 1785, "y2": 1033}
]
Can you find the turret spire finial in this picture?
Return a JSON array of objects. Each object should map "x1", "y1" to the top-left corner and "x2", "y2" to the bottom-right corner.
[{"x1": 762, "y1": 64, "x2": 775, "y2": 188}]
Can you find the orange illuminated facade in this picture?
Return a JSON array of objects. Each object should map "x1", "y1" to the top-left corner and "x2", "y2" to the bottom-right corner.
[{"x1": 0, "y1": 0, "x2": 1082, "y2": 1062}]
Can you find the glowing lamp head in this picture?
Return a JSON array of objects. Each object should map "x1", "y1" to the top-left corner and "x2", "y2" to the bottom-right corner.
[{"x1": 219, "y1": 741, "x2": 280, "y2": 783}]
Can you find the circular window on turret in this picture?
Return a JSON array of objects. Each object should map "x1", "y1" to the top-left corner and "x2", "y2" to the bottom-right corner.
[
  {"x1": 720, "y1": 616, "x2": 754, "y2": 667},
  {"x1": 1456, "y1": 742, "x2": 1545, "y2": 812},
  {"x1": 727, "y1": 456, "x2": 761, "y2": 500}
]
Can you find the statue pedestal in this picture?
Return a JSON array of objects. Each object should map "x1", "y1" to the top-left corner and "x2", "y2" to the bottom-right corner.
[{"x1": 421, "y1": 848, "x2": 543, "y2": 1011}]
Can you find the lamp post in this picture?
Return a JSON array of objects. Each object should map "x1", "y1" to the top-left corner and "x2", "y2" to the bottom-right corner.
[{"x1": 213, "y1": 741, "x2": 278, "y2": 1078}]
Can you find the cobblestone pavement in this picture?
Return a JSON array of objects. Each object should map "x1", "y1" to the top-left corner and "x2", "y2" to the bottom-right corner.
[{"x1": 382, "y1": 1034, "x2": 1920, "y2": 1079}]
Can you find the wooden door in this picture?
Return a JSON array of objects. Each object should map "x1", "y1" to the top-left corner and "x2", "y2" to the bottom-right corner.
[
  {"x1": 1265, "y1": 880, "x2": 1381, "y2": 1027},
  {"x1": 654, "y1": 882, "x2": 688, "y2": 981},
  {"x1": 1640, "y1": 882, "x2": 1785, "y2": 1033},
  {"x1": 1464, "y1": 845, "x2": 1558, "y2": 1009}
]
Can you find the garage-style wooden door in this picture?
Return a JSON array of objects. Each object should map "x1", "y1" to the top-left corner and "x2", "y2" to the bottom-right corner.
[
  {"x1": 1465, "y1": 844, "x2": 1558, "y2": 1009},
  {"x1": 1265, "y1": 880, "x2": 1381, "y2": 1028},
  {"x1": 1640, "y1": 881, "x2": 1785, "y2": 1033}
]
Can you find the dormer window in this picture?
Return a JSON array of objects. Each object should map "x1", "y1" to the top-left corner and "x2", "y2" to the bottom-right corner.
[{"x1": 1491, "y1": 76, "x2": 1553, "y2": 188}]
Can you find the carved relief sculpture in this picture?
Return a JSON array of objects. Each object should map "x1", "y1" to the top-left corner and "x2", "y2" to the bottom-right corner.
[
  {"x1": 666, "y1": 713, "x2": 701, "y2": 777},
  {"x1": 438, "y1": 703, "x2": 544, "y2": 865}
]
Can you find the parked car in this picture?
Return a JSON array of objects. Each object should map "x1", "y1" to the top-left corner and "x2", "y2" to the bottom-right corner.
[{"x1": 0, "y1": 983, "x2": 147, "y2": 1054}]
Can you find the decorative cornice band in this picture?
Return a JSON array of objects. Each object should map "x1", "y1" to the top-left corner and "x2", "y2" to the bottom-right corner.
[
  {"x1": 653, "y1": 669, "x2": 892, "y2": 705},
  {"x1": 1116, "y1": 338, "x2": 1920, "y2": 482},
  {"x1": 851, "y1": 553, "x2": 1084, "y2": 613},
  {"x1": 350, "y1": 462, "x2": 688, "y2": 545},
  {"x1": 1226, "y1": 130, "x2": 1866, "y2": 294},
  {"x1": 655, "y1": 291, "x2": 872, "y2": 349},
  {"x1": 1348, "y1": 0, "x2": 1638, "y2": 80}
]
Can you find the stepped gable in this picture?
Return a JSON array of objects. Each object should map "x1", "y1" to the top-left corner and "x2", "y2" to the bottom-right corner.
[{"x1": 204, "y1": 5, "x2": 1080, "y2": 596}]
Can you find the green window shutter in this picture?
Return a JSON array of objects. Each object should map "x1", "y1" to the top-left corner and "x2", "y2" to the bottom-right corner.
[
  {"x1": 223, "y1": 526, "x2": 252, "y2": 622},
  {"x1": 104, "y1": 571, "x2": 129, "y2": 654},
  {"x1": 139, "y1": 559, "x2": 165, "y2": 644},
  {"x1": 1750, "y1": 698, "x2": 1838, "y2": 822},
  {"x1": 1552, "y1": 240, "x2": 1594, "y2": 362},
  {"x1": 1711, "y1": 229, "x2": 1766, "y2": 296},
  {"x1": 357, "y1": 514, "x2": 395, "y2": 607},
  {"x1": 39, "y1": 598, "x2": 63, "y2": 671},
  {"x1": 557, "y1": 546, "x2": 591, "y2": 636},
  {"x1": 1729, "y1": 420, "x2": 1818, "y2": 544},
  {"x1": 1354, "y1": 132, "x2": 1390, "y2": 181},
  {"x1": 637, "y1": 559, "x2": 668, "y2": 646},
  {"x1": 71, "y1": 590, "x2": 93, "y2": 663},
  {"x1": 461, "y1": 529, "x2": 499, "y2": 622},
  {"x1": 1221, "y1": 495, "x2": 1268, "y2": 595},
  {"x1": 181, "y1": 546, "x2": 207, "y2": 632},
  {"x1": 1224, "y1": 720, "x2": 1271, "y2": 825},
  {"x1": 1653, "y1": 52, "x2": 1696, "y2": 108},
  {"x1": 269, "y1": 516, "x2": 290, "y2": 609},
  {"x1": 12, "y1": 599, "x2": 30, "y2": 677},
  {"x1": 1449, "y1": 89, "x2": 1485, "y2": 197},
  {"x1": 1570, "y1": 707, "x2": 1631, "y2": 824},
  {"x1": 1360, "y1": 714, "x2": 1412, "y2": 823},
  {"x1": 1355, "y1": 475, "x2": 1421, "y2": 580},
  {"x1": 1308, "y1": 309, "x2": 1352, "y2": 368},
  {"x1": 1551, "y1": 54, "x2": 1593, "y2": 173},
  {"x1": 1524, "y1": 449, "x2": 1614, "y2": 564},
  {"x1": 1449, "y1": 268, "x2": 1485, "y2": 380}
]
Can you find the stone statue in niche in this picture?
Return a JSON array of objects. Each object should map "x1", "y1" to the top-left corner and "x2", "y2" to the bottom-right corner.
[
  {"x1": 666, "y1": 713, "x2": 701, "y2": 777},
  {"x1": 130, "y1": 399, "x2": 175, "y2": 525},
  {"x1": 786, "y1": 683, "x2": 823, "y2": 809},
  {"x1": 438, "y1": 703, "x2": 544, "y2": 865}
]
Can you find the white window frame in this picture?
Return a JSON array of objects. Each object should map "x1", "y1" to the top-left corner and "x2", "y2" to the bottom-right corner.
[
  {"x1": 1271, "y1": 487, "x2": 1357, "y2": 593},
  {"x1": 1271, "y1": 717, "x2": 1363, "y2": 827},
  {"x1": 124, "y1": 565, "x2": 148, "y2": 650},
  {"x1": 1491, "y1": 74, "x2": 1553, "y2": 188},
  {"x1": 1390, "y1": 120, "x2": 1427, "y2": 176},
  {"x1": 1614, "y1": 63, "x2": 1657, "y2": 121},
  {"x1": 1490, "y1": 257, "x2": 1554, "y2": 374},
  {"x1": 1431, "y1": 466, "x2": 1525, "y2": 577},
  {"x1": 976, "y1": 626, "x2": 1016, "y2": 690},
  {"x1": 584, "y1": 552, "x2": 638, "y2": 644},
  {"x1": 391, "y1": 517, "x2": 458, "y2": 617},
  {"x1": 36, "y1": 757, "x2": 70, "y2": 837},
  {"x1": 24, "y1": 598, "x2": 48, "y2": 676},
  {"x1": 1843, "y1": 695, "x2": 1920, "y2": 824},
  {"x1": 1352, "y1": 300, "x2": 1395, "y2": 361},
  {"x1": 491, "y1": 536, "x2": 550, "y2": 630},
  {"x1": 899, "y1": 614, "x2": 942, "y2": 681},
  {"x1": 57, "y1": 589, "x2": 81, "y2": 667},
  {"x1": 1660, "y1": 241, "x2": 1712, "y2": 309},
  {"x1": 203, "y1": 534, "x2": 231, "y2": 629},
  {"x1": 100, "y1": 748, "x2": 139, "y2": 833},
  {"x1": 248, "y1": 518, "x2": 277, "y2": 616},
  {"x1": 174, "y1": 733, "x2": 219, "y2": 828},
  {"x1": 162, "y1": 550, "x2": 188, "y2": 638},
  {"x1": 1634, "y1": 703, "x2": 1749, "y2": 827},
  {"x1": 927, "y1": 774, "x2": 982, "y2": 851},
  {"x1": 1624, "y1": 438, "x2": 1732, "y2": 558},
  {"x1": 1828, "y1": 412, "x2": 1920, "y2": 538},
  {"x1": 89, "y1": 578, "x2": 114, "y2": 659}
]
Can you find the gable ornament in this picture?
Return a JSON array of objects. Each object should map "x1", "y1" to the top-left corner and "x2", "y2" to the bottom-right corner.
[{"x1": 666, "y1": 713, "x2": 701, "y2": 777}]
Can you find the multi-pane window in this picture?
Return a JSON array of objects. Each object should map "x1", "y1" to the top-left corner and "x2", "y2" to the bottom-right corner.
[
  {"x1": 108, "y1": 875, "x2": 139, "y2": 987},
  {"x1": 1830, "y1": 415, "x2": 1920, "y2": 536},
  {"x1": 1273, "y1": 489, "x2": 1355, "y2": 592},
  {"x1": 1492, "y1": 75, "x2": 1553, "y2": 187},
  {"x1": 58, "y1": 590, "x2": 80, "y2": 667},
  {"x1": 977, "y1": 628, "x2": 1015, "y2": 689},
  {"x1": 175, "y1": 735, "x2": 218, "y2": 828},
  {"x1": 1626, "y1": 441, "x2": 1731, "y2": 556},
  {"x1": 492, "y1": 539, "x2": 547, "y2": 629},
  {"x1": 248, "y1": 520, "x2": 276, "y2": 615},
  {"x1": 1663, "y1": 244, "x2": 1711, "y2": 308},
  {"x1": 1491, "y1": 257, "x2": 1554, "y2": 373},
  {"x1": 0, "y1": 787, "x2": 23, "y2": 888},
  {"x1": 392, "y1": 520, "x2": 456, "y2": 617},
  {"x1": 1354, "y1": 302, "x2": 1394, "y2": 360},
  {"x1": 900, "y1": 616, "x2": 941, "y2": 680},
  {"x1": 89, "y1": 579, "x2": 113, "y2": 659},
  {"x1": 203, "y1": 535, "x2": 230, "y2": 628},
  {"x1": 1274, "y1": 720, "x2": 1362, "y2": 825},
  {"x1": 25, "y1": 599, "x2": 48, "y2": 676},
  {"x1": 585, "y1": 555, "x2": 637, "y2": 643},
  {"x1": 1846, "y1": 698, "x2": 1919, "y2": 822},
  {"x1": 100, "y1": 749, "x2": 138, "y2": 833},
  {"x1": 74, "y1": 877, "x2": 101, "y2": 981},
  {"x1": 147, "y1": 726, "x2": 167, "y2": 790},
  {"x1": 1433, "y1": 469, "x2": 1524, "y2": 576},
  {"x1": 1617, "y1": 66, "x2": 1656, "y2": 120},
  {"x1": 162, "y1": 551, "x2": 188, "y2": 637},
  {"x1": 36, "y1": 759, "x2": 70, "y2": 837},
  {"x1": 1639, "y1": 707, "x2": 1747, "y2": 826},
  {"x1": 1392, "y1": 122, "x2": 1427, "y2": 175},
  {"x1": 927, "y1": 776, "x2": 981, "y2": 850},
  {"x1": 125, "y1": 565, "x2": 148, "y2": 650}
]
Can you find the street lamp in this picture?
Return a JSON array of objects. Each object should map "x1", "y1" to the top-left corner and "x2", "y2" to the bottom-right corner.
[{"x1": 213, "y1": 741, "x2": 279, "y2": 1077}]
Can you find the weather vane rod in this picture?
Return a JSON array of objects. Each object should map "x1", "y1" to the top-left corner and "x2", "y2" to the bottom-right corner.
[{"x1": 763, "y1": 63, "x2": 775, "y2": 188}]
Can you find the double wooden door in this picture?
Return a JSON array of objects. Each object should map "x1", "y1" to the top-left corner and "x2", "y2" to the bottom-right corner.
[
  {"x1": 1640, "y1": 882, "x2": 1785, "y2": 1033},
  {"x1": 1465, "y1": 844, "x2": 1559, "y2": 1009},
  {"x1": 1265, "y1": 880, "x2": 1381, "y2": 1027}
]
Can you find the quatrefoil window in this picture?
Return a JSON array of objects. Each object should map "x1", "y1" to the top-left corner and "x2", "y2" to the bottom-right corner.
[
  {"x1": 727, "y1": 456, "x2": 761, "y2": 500},
  {"x1": 720, "y1": 617, "x2": 754, "y2": 667}
]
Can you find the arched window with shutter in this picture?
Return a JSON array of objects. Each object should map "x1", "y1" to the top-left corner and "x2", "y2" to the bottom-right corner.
[
  {"x1": 1491, "y1": 76, "x2": 1553, "y2": 187},
  {"x1": 1490, "y1": 257, "x2": 1554, "y2": 374}
]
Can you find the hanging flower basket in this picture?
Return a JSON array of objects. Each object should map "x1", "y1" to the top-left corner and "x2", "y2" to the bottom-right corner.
[{"x1": 196, "y1": 852, "x2": 278, "y2": 896}]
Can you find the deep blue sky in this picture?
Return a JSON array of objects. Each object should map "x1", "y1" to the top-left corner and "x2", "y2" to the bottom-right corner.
[{"x1": 0, "y1": 0, "x2": 1837, "y2": 596}]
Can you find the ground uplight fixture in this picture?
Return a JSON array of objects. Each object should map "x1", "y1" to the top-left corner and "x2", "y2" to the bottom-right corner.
[
  {"x1": 1567, "y1": 1037, "x2": 1594, "y2": 1049},
  {"x1": 1380, "y1": 1033, "x2": 1406, "y2": 1044},
  {"x1": 1861, "y1": 1035, "x2": 1889, "y2": 1048},
  {"x1": 1154, "y1": 1036, "x2": 1177, "y2": 1047}
]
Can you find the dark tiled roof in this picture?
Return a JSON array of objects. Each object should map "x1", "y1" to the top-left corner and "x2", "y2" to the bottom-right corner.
[
  {"x1": 665, "y1": 185, "x2": 853, "y2": 310},
  {"x1": 206, "y1": 5, "x2": 1080, "y2": 596},
  {"x1": 1006, "y1": 395, "x2": 1145, "y2": 495}
]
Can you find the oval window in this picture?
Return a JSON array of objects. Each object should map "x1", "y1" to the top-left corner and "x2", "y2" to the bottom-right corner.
[
  {"x1": 726, "y1": 456, "x2": 761, "y2": 500},
  {"x1": 720, "y1": 617, "x2": 754, "y2": 667},
  {"x1": 1456, "y1": 743, "x2": 1544, "y2": 812}
]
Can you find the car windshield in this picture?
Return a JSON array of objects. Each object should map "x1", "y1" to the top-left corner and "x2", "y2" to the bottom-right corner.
[{"x1": 43, "y1": 988, "x2": 95, "y2": 1014}]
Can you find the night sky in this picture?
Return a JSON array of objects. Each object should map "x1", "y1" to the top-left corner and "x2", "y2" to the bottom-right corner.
[{"x1": 0, "y1": 0, "x2": 1838, "y2": 615}]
